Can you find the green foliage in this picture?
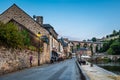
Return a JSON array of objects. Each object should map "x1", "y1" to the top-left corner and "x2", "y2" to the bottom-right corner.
[
  {"x1": 28, "y1": 46, "x2": 37, "y2": 51},
  {"x1": 83, "y1": 43, "x2": 87, "y2": 48},
  {"x1": 98, "y1": 30, "x2": 120, "y2": 54},
  {"x1": 21, "y1": 30, "x2": 30, "y2": 46},
  {"x1": 117, "y1": 58, "x2": 120, "y2": 62},
  {"x1": 0, "y1": 22, "x2": 24, "y2": 48},
  {"x1": 40, "y1": 47, "x2": 43, "y2": 52},
  {"x1": 98, "y1": 40, "x2": 114, "y2": 53},
  {"x1": 100, "y1": 36, "x2": 120, "y2": 55},
  {"x1": 92, "y1": 37, "x2": 97, "y2": 42},
  {"x1": 107, "y1": 48, "x2": 113, "y2": 55},
  {"x1": 113, "y1": 30, "x2": 117, "y2": 35},
  {"x1": 90, "y1": 44, "x2": 93, "y2": 50},
  {"x1": 103, "y1": 57, "x2": 111, "y2": 63},
  {"x1": 76, "y1": 44, "x2": 80, "y2": 50},
  {"x1": 102, "y1": 42, "x2": 110, "y2": 51},
  {"x1": 118, "y1": 30, "x2": 120, "y2": 42},
  {"x1": 96, "y1": 45, "x2": 99, "y2": 52},
  {"x1": 107, "y1": 30, "x2": 120, "y2": 38},
  {"x1": 106, "y1": 35, "x2": 109, "y2": 38},
  {"x1": 107, "y1": 41, "x2": 120, "y2": 55},
  {"x1": 90, "y1": 44, "x2": 93, "y2": 55}
]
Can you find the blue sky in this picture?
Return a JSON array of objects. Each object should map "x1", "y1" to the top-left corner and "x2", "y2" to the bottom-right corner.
[{"x1": 0, "y1": 0, "x2": 120, "y2": 41}]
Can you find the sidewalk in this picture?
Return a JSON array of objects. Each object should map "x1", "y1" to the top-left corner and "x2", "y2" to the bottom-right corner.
[{"x1": 81, "y1": 63, "x2": 120, "y2": 80}]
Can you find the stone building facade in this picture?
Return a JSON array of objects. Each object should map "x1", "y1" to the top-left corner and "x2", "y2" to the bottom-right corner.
[
  {"x1": 43, "y1": 24, "x2": 59, "y2": 59},
  {"x1": 0, "y1": 4, "x2": 51, "y2": 67}
]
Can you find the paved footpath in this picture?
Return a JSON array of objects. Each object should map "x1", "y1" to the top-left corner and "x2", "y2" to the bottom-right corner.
[
  {"x1": 81, "y1": 63, "x2": 120, "y2": 80},
  {"x1": 0, "y1": 58, "x2": 81, "y2": 80}
]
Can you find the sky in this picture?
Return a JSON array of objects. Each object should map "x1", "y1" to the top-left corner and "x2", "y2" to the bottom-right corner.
[{"x1": 0, "y1": 0, "x2": 120, "y2": 41}]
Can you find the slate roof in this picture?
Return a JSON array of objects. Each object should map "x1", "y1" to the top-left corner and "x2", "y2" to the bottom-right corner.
[
  {"x1": 58, "y1": 38, "x2": 68, "y2": 47},
  {"x1": 43, "y1": 24, "x2": 58, "y2": 39},
  {"x1": 43, "y1": 24, "x2": 58, "y2": 35}
]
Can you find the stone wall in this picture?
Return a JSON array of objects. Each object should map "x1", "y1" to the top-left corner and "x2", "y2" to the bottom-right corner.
[{"x1": 0, "y1": 46, "x2": 39, "y2": 75}]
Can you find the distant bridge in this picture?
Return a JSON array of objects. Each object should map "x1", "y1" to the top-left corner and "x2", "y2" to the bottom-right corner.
[{"x1": 70, "y1": 40, "x2": 104, "y2": 53}]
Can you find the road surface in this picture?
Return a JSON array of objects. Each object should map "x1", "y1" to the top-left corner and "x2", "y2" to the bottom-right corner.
[{"x1": 0, "y1": 58, "x2": 81, "y2": 80}]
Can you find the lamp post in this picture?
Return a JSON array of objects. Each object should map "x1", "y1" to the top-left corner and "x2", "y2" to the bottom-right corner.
[{"x1": 37, "y1": 32, "x2": 41, "y2": 66}]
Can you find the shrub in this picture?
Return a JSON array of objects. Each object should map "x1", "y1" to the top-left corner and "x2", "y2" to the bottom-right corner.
[
  {"x1": 0, "y1": 22, "x2": 24, "y2": 48},
  {"x1": 21, "y1": 30, "x2": 31, "y2": 46},
  {"x1": 103, "y1": 57, "x2": 111, "y2": 63},
  {"x1": 28, "y1": 46, "x2": 37, "y2": 51},
  {"x1": 107, "y1": 41, "x2": 120, "y2": 55}
]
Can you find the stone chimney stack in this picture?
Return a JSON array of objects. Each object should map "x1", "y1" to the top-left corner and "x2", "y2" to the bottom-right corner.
[
  {"x1": 36, "y1": 16, "x2": 43, "y2": 25},
  {"x1": 33, "y1": 15, "x2": 43, "y2": 25}
]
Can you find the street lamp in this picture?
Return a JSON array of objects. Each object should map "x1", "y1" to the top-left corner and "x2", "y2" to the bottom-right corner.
[{"x1": 37, "y1": 32, "x2": 41, "y2": 66}]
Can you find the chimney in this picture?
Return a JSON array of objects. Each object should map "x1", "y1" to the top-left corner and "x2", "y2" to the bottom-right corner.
[{"x1": 36, "y1": 16, "x2": 43, "y2": 25}]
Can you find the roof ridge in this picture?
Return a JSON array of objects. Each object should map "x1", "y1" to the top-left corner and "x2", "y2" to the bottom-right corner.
[
  {"x1": 0, "y1": 4, "x2": 45, "y2": 28},
  {"x1": 0, "y1": 4, "x2": 49, "y2": 35}
]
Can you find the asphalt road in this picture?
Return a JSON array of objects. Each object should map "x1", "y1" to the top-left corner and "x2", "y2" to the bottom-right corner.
[{"x1": 0, "y1": 58, "x2": 81, "y2": 80}]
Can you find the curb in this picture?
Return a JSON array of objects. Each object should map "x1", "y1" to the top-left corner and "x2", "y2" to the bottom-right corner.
[{"x1": 76, "y1": 61, "x2": 90, "y2": 80}]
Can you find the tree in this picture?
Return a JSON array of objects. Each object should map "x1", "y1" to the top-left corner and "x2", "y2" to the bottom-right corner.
[
  {"x1": 90, "y1": 44, "x2": 93, "y2": 53},
  {"x1": 107, "y1": 48, "x2": 114, "y2": 55},
  {"x1": 102, "y1": 42, "x2": 110, "y2": 52},
  {"x1": 98, "y1": 40, "x2": 114, "y2": 53},
  {"x1": 92, "y1": 37, "x2": 97, "y2": 42},
  {"x1": 109, "y1": 39, "x2": 114, "y2": 45},
  {"x1": 118, "y1": 30, "x2": 120, "y2": 42},
  {"x1": 83, "y1": 43, "x2": 87, "y2": 48},
  {"x1": 90, "y1": 44, "x2": 93, "y2": 67},
  {"x1": 83, "y1": 40, "x2": 86, "y2": 42},
  {"x1": 106, "y1": 35, "x2": 109, "y2": 38},
  {"x1": 113, "y1": 30, "x2": 117, "y2": 36},
  {"x1": 76, "y1": 43, "x2": 80, "y2": 50},
  {"x1": 107, "y1": 41, "x2": 120, "y2": 55},
  {"x1": 96, "y1": 45, "x2": 99, "y2": 52}
]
